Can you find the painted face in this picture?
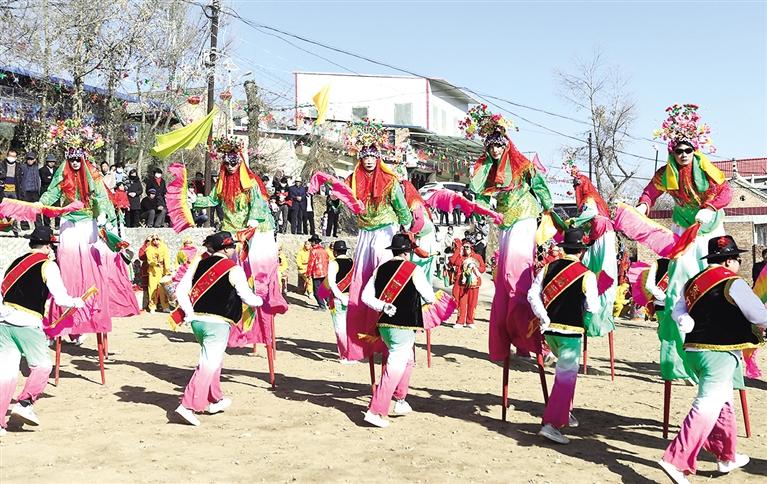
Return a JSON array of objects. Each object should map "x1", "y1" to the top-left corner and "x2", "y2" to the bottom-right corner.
[
  {"x1": 68, "y1": 159, "x2": 82, "y2": 171},
  {"x1": 488, "y1": 144, "x2": 505, "y2": 160},
  {"x1": 672, "y1": 142, "x2": 695, "y2": 166},
  {"x1": 362, "y1": 156, "x2": 377, "y2": 172},
  {"x1": 224, "y1": 153, "x2": 239, "y2": 174}
]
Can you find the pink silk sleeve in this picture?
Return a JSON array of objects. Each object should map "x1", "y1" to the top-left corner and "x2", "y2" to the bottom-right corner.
[
  {"x1": 702, "y1": 179, "x2": 732, "y2": 210},
  {"x1": 638, "y1": 179, "x2": 663, "y2": 208}
]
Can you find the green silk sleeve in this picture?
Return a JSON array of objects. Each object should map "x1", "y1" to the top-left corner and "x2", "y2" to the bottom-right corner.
[
  {"x1": 193, "y1": 190, "x2": 221, "y2": 209},
  {"x1": 530, "y1": 172, "x2": 553, "y2": 211},
  {"x1": 247, "y1": 188, "x2": 270, "y2": 222},
  {"x1": 390, "y1": 183, "x2": 413, "y2": 227},
  {"x1": 570, "y1": 200, "x2": 598, "y2": 228},
  {"x1": 39, "y1": 180, "x2": 62, "y2": 206}
]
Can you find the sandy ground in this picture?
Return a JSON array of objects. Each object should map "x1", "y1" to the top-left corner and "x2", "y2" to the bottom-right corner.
[{"x1": 1, "y1": 286, "x2": 766, "y2": 483}]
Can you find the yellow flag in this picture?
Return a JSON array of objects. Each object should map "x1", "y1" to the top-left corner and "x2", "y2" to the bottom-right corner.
[
  {"x1": 150, "y1": 108, "x2": 218, "y2": 159},
  {"x1": 312, "y1": 84, "x2": 331, "y2": 125}
]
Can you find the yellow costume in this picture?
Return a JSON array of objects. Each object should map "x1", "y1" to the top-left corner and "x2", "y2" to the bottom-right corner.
[
  {"x1": 295, "y1": 245, "x2": 311, "y2": 295},
  {"x1": 146, "y1": 239, "x2": 171, "y2": 312}
]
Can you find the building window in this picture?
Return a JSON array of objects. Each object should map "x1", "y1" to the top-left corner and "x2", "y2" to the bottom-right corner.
[
  {"x1": 352, "y1": 106, "x2": 368, "y2": 121},
  {"x1": 394, "y1": 103, "x2": 412, "y2": 125},
  {"x1": 756, "y1": 224, "x2": 767, "y2": 246}
]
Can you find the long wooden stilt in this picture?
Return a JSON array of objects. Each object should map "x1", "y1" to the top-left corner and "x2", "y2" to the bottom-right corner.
[
  {"x1": 369, "y1": 357, "x2": 376, "y2": 395},
  {"x1": 536, "y1": 353, "x2": 549, "y2": 404},
  {"x1": 103, "y1": 333, "x2": 109, "y2": 359},
  {"x1": 54, "y1": 337, "x2": 62, "y2": 386},
  {"x1": 96, "y1": 333, "x2": 106, "y2": 385},
  {"x1": 252, "y1": 344, "x2": 258, "y2": 355},
  {"x1": 608, "y1": 331, "x2": 615, "y2": 381},
  {"x1": 582, "y1": 333, "x2": 588, "y2": 375},
  {"x1": 270, "y1": 316, "x2": 277, "y2": 361},
  {"x1": 501, "y1": 356, "x2": 510, "y2": 422},
  {"x1": 266, "y1": 343, "x2": 275, "y2": 389},
  {"x1": 739, "y1": 389, "x2": 751, "y2": 438},
  {"x1": 426, "y1": 329, "x2": 432, "y2": 368},
  {"x1": 663, "y1": 380, "x2": 672, "y2": 439}
]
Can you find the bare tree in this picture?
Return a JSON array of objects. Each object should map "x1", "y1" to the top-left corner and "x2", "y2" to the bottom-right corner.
[{"x1": 557, "y1": 51, "x2": 640, "y2": 201}]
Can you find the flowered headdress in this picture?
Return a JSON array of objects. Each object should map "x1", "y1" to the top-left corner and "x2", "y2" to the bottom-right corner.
[
  {"x1": 343, "y1": 119, "x2": 392, "y2": 159},
  {"x1": 459, "y1": 104, "x2": 517, "y2": 147},
  {"x1": 210, "y1": 135, "x2": 267, "y2": 209},
  {"x1": 211, "y1": 135, "x2": 245, "y2": 159},
  {"x1": 653, "y1": 103, "x2": 716, "y2": 154},
  {"x1": 47, "y1": 119, "x2": 105, "y2": 159},
  {"x1": 564, "y1": 159, "x2": 609, "y2": 217}
]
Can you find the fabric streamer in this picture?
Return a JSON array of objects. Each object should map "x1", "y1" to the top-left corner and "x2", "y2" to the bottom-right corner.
[
  {"x1": 535, "y1": 212, "x2": 557, "y2": 245},
  {"x1": 425, "y1": 189, "x2": 504, "y2": 225},
  {"x1": 166, "y1": 163, "x2": 196, "y2": 233},
  {"x1": 613, "y1": 203, "x2": 699, "y2": 258},
  {"x1": 308, "y1": 171, "x2": 365, "y2": 215},
  {"x1": 0, "y1": 199, "x2": 84, "y2": 223},
  {"x1": 627, "y1": 262, "x2": 652, "y2": 307},
  {"x1": 422, "y1": 290, "x2": 457, "y2": 330},
  {"x1": 743, "y1": 265, "x2": 767, "y2": 379}
]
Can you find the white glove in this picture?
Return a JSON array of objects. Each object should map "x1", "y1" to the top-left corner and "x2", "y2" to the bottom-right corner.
[
  {"x1": 695, "y1": 208, "x2": 715, "y2": 225},
  {"x1": 651, "y1": 288, "x2": 666, "y2": 303},
  {"x1": 538, "y1": 316, "x2": 551, "y2": 334},
  {"x1": 247, "y1": 219, "x2": 258, "y2": 228},
  {"x1": 635, "y1": 203, "x2": 649, "y2": 216},
  {"x1": 677, "y1": 314, "x2": 695, "y2": 334},
  {"x1": 72, "y1": 298, "x2": 86, "y2": 309},
  {"x1": 340, "y1": 295, "x2": 349, "y2": 307},
  {"x1": 105, "y1": 222, "x2": 115, "y2": 232},
  {"x1": 183, "y1": 313, "x2": 196, "y2": 324},
  {"x1": 96, "y1": 213, "x2": 107, "y2": 226},
  {"x1": 382, "y1": 303, "x2": 397, "y2": 317},
  {"x1": 250, "y1": 295, "x2": 264, "y2": 308}
]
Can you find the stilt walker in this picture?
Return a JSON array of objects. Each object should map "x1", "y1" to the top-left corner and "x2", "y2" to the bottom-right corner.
[
  {"x1": 528, "y1": 228, "x2": 599, "y2": 444},
  {"x1": 361, "y1": 233, "x2": 436, "y2": 428},
  {"x1": 461, "y1": 105, "x2": 553, "y2": 409},
  {"x1": 0, "y1": 227, "x2": 84, "y2": 433},
  {"x1": 658, "y1": 235, "x2": 767, "y2": 483},
  {"x1": 172, "y1": 232, "x2": 265, "y2": 427}
]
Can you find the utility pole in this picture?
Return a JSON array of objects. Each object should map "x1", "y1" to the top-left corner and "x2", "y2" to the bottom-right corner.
[
  {"x1": 244, "y1": 79, "x2": 260, "y2": 165},
  {"x1": 203, "y1": 0, "x2": 220, "y2": 226},
  {"x1": 588, "y1": 131, "x2": 593, "y2": 181},
  {"x1": 654, "y1": 144, "x2": 659, "y2": 173}
]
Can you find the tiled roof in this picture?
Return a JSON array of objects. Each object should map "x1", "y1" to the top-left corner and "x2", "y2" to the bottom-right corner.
[{"x1": 712, "y1": 158, "x2": 767, "y2": 178}]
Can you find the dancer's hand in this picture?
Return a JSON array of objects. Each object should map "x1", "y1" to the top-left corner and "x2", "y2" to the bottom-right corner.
[
  {"x1": 72, "y1": 298, "x2": 86, "y2": 309},
  {"x1": 183, "y1": 313, "x2": 196, "y2": 324},
  {"x1": 247, "y1": 219, "x2": 258, "y2": 228},
  {"x1": 340, "y1": 295, "x2": 349, "y2": 306},
  {"x1": 695, "y1": 208, "x2": 715, "y2": 225},
  {"x1": 383, "y1": 303, "x2": 397, "y2": 317},
  {"x1": 538, "y1": 316, "x2": 551, "y2": 334},
  {"x1": 250, "y1": 295, "x2": 264, "y2": 308},
  {"x1": 677, "y1": 314, "x2": 695, "y2": 334},
  {"x1": 635, "y1": 203, "x2": 648, "y2": 216},
  {"x1": 96, "y1": 213, "x2": 107, "y2": 226}
]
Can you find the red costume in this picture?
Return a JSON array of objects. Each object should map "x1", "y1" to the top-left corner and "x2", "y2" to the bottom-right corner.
[{"x1": 449, "y1": 240, "x2": 486, "y2": 327}]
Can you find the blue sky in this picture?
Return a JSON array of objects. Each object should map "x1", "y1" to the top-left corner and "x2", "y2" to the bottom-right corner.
[{"x1": 224, "y1": 0, "x2": 766, "y2": 192}]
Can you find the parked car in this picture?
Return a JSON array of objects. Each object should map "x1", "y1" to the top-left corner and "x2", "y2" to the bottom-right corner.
[{"x1": 419, "y1": 181, "x2": 467, "y2": 200}]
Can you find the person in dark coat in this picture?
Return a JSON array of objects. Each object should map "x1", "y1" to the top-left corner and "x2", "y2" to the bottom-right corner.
[
  {"x1": 288, "y1": 178, "x2": 307, "y2": 234},
  {"x1": 16, "y1": 151, "x2": 42, "y2": 228},
  {"x1": 126, "y1": 168, "x2": 143, "y2": 227},
  {"x1": 38, "y1": 154, "x2": 58, "y2": 227}
]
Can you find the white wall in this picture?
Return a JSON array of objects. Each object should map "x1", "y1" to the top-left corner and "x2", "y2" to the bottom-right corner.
[{"x1": 428, "y1": 91, "x2": 465, "y2": 137}]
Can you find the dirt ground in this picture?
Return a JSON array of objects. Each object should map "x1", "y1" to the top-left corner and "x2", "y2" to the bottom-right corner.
[{"x1": 1, "y1": 290, "x2": 766, "y2": 483}]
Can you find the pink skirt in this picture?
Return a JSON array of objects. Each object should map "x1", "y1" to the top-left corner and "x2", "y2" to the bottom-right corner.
[{"x1": 103, "y1": 247, "x2": 140, "y2": 318}]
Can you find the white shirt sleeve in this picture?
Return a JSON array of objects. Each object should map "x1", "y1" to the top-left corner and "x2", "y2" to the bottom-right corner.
[
  {"x1": 361, "y1": 267, "x2": 385, "y2": 312},
  {"x1": 0, "y1": 267, "x2": 10, "y2": 318},
  {"x1": 728, "y1": 278, "x2": 767, "y2": 328},
  {"x1": 671, "y1": 293, "x2": 695, "y2": 334},
  {"x1": 44, "y1": 261, "x2": 80, "y2": 307},
  {"x1": 583, "y1": 271, "x2": 599, "y2": 314},
  {"x1": 645, "y1": 262, "x2": 665, "y2": 304},
  {"x1": 527, "y1": 267, "x2": 550, "y2": 325},
  {"x1": 412, "y1": 265, "x2": 436, "y2": 305},
  {"x1": 327, "y1": 260, "x2": 344, "y2": 300},
  {"x1": 228, "y1": 265, "x2": 263, "y2": 308},
  {"x1": 175, "y1": 257, "x2": 198, "y2": 317}
]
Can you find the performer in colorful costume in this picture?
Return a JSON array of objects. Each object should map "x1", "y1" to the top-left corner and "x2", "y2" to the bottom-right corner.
[
  {"x1": 173, "y1": 232, "x2": 264, "y2": 426},
  {"x1": 145, "y1": 234, "x2": 171, "y2": 313},
  {"x1": 0, "y1": 227, "x2": 84, "y2": 433},
  {"x1": 343, "y1": 120, "x2": 413, "y2": 361},
  {"x1": 462, "y1": 105, "x2": 553, "y2": 360},
  {"x1": 527, "y1": 228, "x2": 599, "y2": 444},
  {"x1": 40, "y1": 120, "x2": 138, "y2": 339},
  {"x1": 401, "y1": 178, "x2": 438, "y2": 282},
  {"x1": 450, "y1": 238, "x2": 486, "y2": 329},
  {"x1": 324, "y1": 240, "x2": 354, "y2": 361},
  {"x1": 190, "y1": 136, "x2": 287, "y2": 349},
  {"x1": 361, "y1": 233, "x2": 436, "y2": 428},
  {"x1": 567, "y1": 164, "x2": 617, "y2": 337},
  {"x1": 636, "y1": 104, "x2": 732, "y2": 381},
  {"x1": 658, "y1": 236, "x2": 766, "y2": 482}
]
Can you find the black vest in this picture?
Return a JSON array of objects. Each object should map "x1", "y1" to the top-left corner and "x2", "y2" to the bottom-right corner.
[
  {"x1": 655, "y1": 258, "x2": 670, "y2": 284},
  {"x1": 335, "y1": 258, "x2": 353, "y2": 294},
  {"x1": 374, "y1": 259, "x2": 422, "y2": 329},
  {"x1": 541, "y1": 258, "x2": 587, "y2": 333},
  {"x1": 684, "y1": 269, "x2": 761, "y2": 350},
  {"x1": 191, "y1": 256, "x2": 242, "y2": 323},
  {"x1": 2, "y1": 253, "x2": 50, "y2": 317}
]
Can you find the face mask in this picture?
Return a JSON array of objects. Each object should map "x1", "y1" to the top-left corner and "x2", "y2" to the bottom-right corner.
[
  {"x1": 6, "y1": 157, "x2": 16, "y2": 163},
  {"x1": 116, "y1": 168, "x2": 123, "y2": 174},
  {"x1": 155, "y1": 173, "x2": 162, "y2": 179}
]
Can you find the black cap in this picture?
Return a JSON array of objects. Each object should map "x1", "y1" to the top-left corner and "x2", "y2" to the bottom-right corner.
[
  {"x1": 45, "y1": 153, "x2": 57, "y2": 163},
  {"x1": 147, "y1": 188, "x2": 157, "y2": 194},
  {"x1": 308, "y1": 233, "x2": 322, "y2": 243},
  {"x1": 26, "y1": 151, "x2": 37, "y2": 159},
  {"x1": 209, "y1": 231, "x2": 237, "y2": 251},
  {"x1": 385, "y1": 233, "x2": 413, "y2": 252},
  {"x1": 702, "y1": 235, "x2": 746, "y2": 260},
  {"x1": 559, "y1": 228, "x2": 588, "y2": 250},
  {"x1": 29, "y1": 226, "x2": 57, "y2": 245},
  {"x1": 331, "y1": 240, "x2": 348, "y2": 252}
]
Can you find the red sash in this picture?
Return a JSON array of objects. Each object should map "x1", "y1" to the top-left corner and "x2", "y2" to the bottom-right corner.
[
  {"x1": 326, "y1": 262, "x2": 354, "y2": 311},
  {"x1": 684, "y1": 266, "x2": 739, "y2": 312},
  {"x1": 1, "y1": 252, "x2": 48, "y2": 296},
  {"x1": 169, "y1": 258, "x2": 235, "y2": 327},
  {"x1": 542, "y1": 261, "x2": 588, "y2": 308},
  {"x1": 379, "y1": 260, "x2": 417, "y2": 304},
  {"x1": 657, "y1": 272, "x2": 670, "y2": 292}
]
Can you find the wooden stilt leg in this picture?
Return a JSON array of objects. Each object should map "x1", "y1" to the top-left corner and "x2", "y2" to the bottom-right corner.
[
  {"x1": 369, "y1": 357, "x2": 376, "y2": 395},
  {"x1": 266, "y1": 343, "x2": 275, "y2": 389},
  {"x1": 663, "y1": 380, "x2": 672, "y2": 439},
  {"x1": 608, "y1": 331, "x2": 615, "y2": 381},
  {"x1": 536, "y1": 353, "x2": 549, "y2": 404},
  {"x1": 739, "y1": 389, "x2": 751, "y2": 438},
  {"x1": 55, "y1": 337, "x2": 62, "y2": 386},
  {"x1": 252, "y1": 344, "x2": 258, "y2": 355},
  {"x1": 103, "y1": 333, "x2": 109, "y2": 359},
  {"x1": 96, "y1": 333, "x2": 106, "y2": 385},
  {"x1": 501, "y1": 356, "x2": 510, "y2": 422},
  {"x1": 426, "y1": 329, "x2": 432, "y2": 369},
  {"x1": 270, "y1": 316, "x2": 277, "y2": 361},
  {"x1": 582, "y1": 333, "x2": 588, "y2": 375}
]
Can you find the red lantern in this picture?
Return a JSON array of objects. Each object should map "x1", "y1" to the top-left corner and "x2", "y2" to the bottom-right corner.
[
  {"x1": 219, "y1": 90, "x2": 232, "y2": 101},
  {"x1": 187, "y1": 95, "x2": 201, "y2": 105}
]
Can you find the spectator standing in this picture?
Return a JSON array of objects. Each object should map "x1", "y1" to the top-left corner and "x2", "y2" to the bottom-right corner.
[
  {"x1": 325, "y1": 194, "x2": 341, "y2": 237},
  {"x1": 303, "y1": 192, "x2": 316, "y2": 235},
  {"x1": 113, "y1": 163, "x2": 125, "y2": 184},
  {"x1": 295, "y1": 240, "x2": 312, "y2": 296},
  {"x1": 39, "y1": 154, "x2": 58, "y2": 227},
  {"x1": 17, "y1": 151, "x2": 42, "y2": 228},
  {"x1": 450, "y1": 239, "x2": 486, "y2": 328},
  {"x1": 145, "y1": 167, "x2": 167, "y2": 226},
  {"x1": 275, "y1": 178, "x2": 291, "y2": 233},
  {"x1": 112, "y1": 182, "x2": 130, "y2": 226},
  {"x1": 125, "y1": 168, "x2": 143, "y2": 228},
  {"x1": 305, "y1": 234, "x2": 330, "y2": 310},
  {"x1": 288, "y1": 177, "x2": 307, "y2": 234}
]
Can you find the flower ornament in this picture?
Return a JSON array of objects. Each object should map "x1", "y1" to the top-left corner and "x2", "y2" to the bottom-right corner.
[
  {"x1": 653, "y1": 103, "x2": 716, "y2": 153},
  {"x1": 343, "y1": 118, "x2": 392, "y2": 158},
  {"x1": 717, "y1": 236, "x2": 729, "y2": 250},
  {"x1": 459, "y1": 104, "x2": 518, "y2": 141},
  {"x1": 211, "y1": 135, "x2": 244, "y2": 160},
  {"x1": 46, "y1": 119, "x2": 105, "y2": 153}
]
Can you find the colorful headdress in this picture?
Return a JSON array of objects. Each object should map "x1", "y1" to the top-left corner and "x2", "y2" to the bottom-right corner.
[
  {"x1": 211, "y1": 135, "x2": 244, "y2": 159},
  {"x1": 459, "y1": 104, "x2": 517, "y2": 147},
  {"x1": 47, "y1": 119, "x2": 105, "y2": 155},
  {"x1": 343, "y1": 119, "x2": 391, "y2": 158},
  {"x1": 653, "y1": 103, "x2": 716, "y2": 153}
]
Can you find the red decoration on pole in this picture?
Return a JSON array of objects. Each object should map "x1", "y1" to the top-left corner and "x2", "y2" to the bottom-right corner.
[{"x1": 187, "y1": 95, "x2": 201, "y2": 105}]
